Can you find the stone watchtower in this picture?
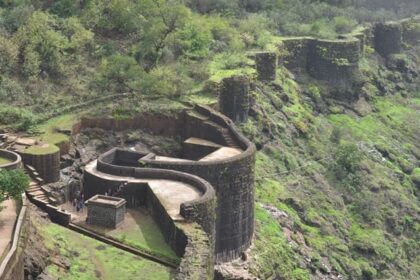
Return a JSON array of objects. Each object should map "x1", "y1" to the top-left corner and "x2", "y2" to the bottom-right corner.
[
  {"x1": 219, "y1": 75, "x2": 250, "y2": 123},
  {"x1": 374, "y1": 22, "x2": 402, "y2": 57},
  {"x1": 255, "y1": 52, "x2": 278, "y2": 81}
]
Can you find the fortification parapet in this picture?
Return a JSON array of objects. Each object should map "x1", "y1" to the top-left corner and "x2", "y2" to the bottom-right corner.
[{"x1": 76, "y1": 104, "x2": 256, "y2": 263}]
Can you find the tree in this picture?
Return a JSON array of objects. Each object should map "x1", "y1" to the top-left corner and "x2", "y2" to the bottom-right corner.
[
  {"x1": 97, "y1": 54, "x2": 144, "y2": 92},
  {"x1": 0, "y1": 169, "x2": 29, "y2": 204},
  {"x1": 14, "y1": 11, "x2": 93, "y2": 78},
  {"x1": 136, "y1": 0, "x2": 191, "y2": 69},
  {"x1": 0, "y1": 35, "x2": 18, "y2": 74}
]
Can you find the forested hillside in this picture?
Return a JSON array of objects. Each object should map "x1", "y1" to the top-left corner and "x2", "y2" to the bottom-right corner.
[{"x1": 0, "y1": 0, "x2": 419, "y2": 279}]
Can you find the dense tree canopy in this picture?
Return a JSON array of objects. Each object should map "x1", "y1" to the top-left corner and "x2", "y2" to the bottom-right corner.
[{"x1": 0, "y1": 169, "x2": 29, "y2": 203}]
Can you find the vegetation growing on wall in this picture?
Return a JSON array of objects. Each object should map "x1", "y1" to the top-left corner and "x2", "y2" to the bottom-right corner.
[{"x1": 0, "y1": 0, "x2": 419, "y2": 279}]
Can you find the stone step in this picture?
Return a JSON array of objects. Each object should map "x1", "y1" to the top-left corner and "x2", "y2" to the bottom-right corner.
[
  {"x1": 28, "y1": 190, "x2": 45, "y2": 196},
  {"x1": 27, "y1": 187, "x2": 41, "y2": 192}
]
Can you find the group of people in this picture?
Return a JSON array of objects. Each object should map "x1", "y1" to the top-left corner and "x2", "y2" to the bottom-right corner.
[{"x1": 72, "y1": 190, "x2": 84, "y2": 212}]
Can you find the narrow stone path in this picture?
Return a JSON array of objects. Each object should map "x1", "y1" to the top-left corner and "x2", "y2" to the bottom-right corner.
[{"x1": 0, "y1": 199, "x2": 17, "y2": 258}]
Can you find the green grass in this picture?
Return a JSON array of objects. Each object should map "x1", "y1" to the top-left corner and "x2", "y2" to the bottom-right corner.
[
  {"x1": 105, "y1": 210, "x2": 179, "y2": 262},
  {"x1": 22, "y1": 113, "x2": 79, "y2": 156},
  {"x1": 0, "y1": 157, "x2": 12, "y2": 165},
  {"x1": 23, "y1": 144, "x2": 60, "y2": 155},
  {"x1": 250, "y1": 205, "x2": 310, "y2": 280},
  {"x1": 39, "y1": 221, "x2": 174, "y2": 280}
]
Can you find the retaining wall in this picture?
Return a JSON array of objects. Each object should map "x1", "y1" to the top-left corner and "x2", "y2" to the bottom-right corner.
[
  {"x1": 0, "y1": 195, "x2": 28, "y2": 280},
  {"x1": 0, "y1": 149, "x2": 22, "y2": 170},
  {"x1": 281, "y1": 36, "x2": 362, "y2": 88},
  {"x1": 20, "y1": 150, "x2": 60, "y2": 184}
]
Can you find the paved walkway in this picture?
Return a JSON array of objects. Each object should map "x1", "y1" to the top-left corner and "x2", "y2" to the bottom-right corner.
[{"x1": 0, "y1": 199, "x2": 17, "y2": 258}]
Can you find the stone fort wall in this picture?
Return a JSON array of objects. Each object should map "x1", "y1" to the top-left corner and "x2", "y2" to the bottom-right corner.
[
  {"x1": 83, "y1": 160, "x2": 216, "y2": 279},
  {"x1": 281, "y1": 17, "x2": 420, "y2": 77},
  {"x1": 77, "y1": 104, "x2": 256, "y2": 263}
]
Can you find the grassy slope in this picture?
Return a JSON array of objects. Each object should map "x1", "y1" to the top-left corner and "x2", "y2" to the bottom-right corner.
[
  {"x1": 245, "y1": 55, "x2": 420, "y2": 279},
  {"x1": 38, "y1": 220, "x2": 174, "y2": 280},
  {"x1": 82, "y1": 209, "x2": 179, "y2": 262}
]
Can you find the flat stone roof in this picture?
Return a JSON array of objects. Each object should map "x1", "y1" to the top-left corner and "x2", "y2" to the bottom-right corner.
[
  {"x1": 86, "y1": 195, "x2": 126, "y2": 208},
  {"x1": 154, "y1": 156, "x2": 194, "y2": 162},
  {"x1": 199, "y1": 147, "x2": 242, "y2": 162},
  {"x1": 85, "y1": 161, "x2": 201, "y2": 221},
  {"x1": 183, "y1": 137, "x2": 223, "y2": 148}
]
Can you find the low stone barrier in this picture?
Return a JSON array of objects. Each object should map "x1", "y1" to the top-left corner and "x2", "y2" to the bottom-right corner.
[
  {"x1": 0, "y1": 194, "x2": 28, "y2": 280},
  {"x1": 83, "y1": 159, "x2": 216, "y2": 279},
  {"x1": 0, "y1": 149, "x2": 22, "y2": 170}
]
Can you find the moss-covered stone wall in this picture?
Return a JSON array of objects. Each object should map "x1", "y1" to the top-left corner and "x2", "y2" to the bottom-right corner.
[
  {"x1": 374, "y1": 22, "x2": 403, "y2": 57},
  {"x1": 307, "y1": 38, "x2": 361, "y2": 86},
  {"x1": 219, "y1": 75, "x2": 250, "y2": 123},
  {"x1": 255, "y1": 52, "x2": 277, "y2": 81}
]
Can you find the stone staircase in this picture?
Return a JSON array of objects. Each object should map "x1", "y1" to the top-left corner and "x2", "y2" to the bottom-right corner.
[
  {"x1": 187, "y1": 110, "x2": 240, "y2": 149},
  {"x1": 24, "y1": 165, "x2": 58, "y2": 206},
  {"x1": 220, "y1": 128, "x2": 240, "y2": 149}
]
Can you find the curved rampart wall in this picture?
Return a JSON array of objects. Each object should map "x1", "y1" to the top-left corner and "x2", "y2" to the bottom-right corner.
[
  {"x1": 143, "y1": 105, "x2": 256, "y2": 262},
  {"x1": 0, "y1": 149, "x2": 22, "y2": 170},
  {"x1": 83, "y1": 162, "x2": 216, "y2": 279},
  {"x1": 75, "y1": 105, "x2": 256, "y2": 262},
  {"x1": 374, "y1": 22, "x2": 402, "y2": 56}
]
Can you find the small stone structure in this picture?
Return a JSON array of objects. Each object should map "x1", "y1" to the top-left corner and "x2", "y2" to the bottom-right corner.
[
  {"x1": 255, "y1": 52, "x2": 277, "y2": 81},
  {"x1": 86, "y1": 195, "x2": 126, "y2": 228},
  {"x1": 219, "y1": 75, "x2": 250, "y2": 123}
]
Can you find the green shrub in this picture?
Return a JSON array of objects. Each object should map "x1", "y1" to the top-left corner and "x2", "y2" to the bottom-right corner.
[
  {"x1": 81, "y1": 0, "x2": 144, "y2": 34},
  {"x1": 0, "y1": 105, "x2": 37, "y2": 131},
  {"x1": 0, "y1": 169, "x2": 30, "y2": 204},
  {"x1": 333, "y1": 16, "x2": 357, "y2": 34},
  {"x1": 2, "y1": 4, "x2": 34, "y2": 32},
  {"x1": 140, "y1": 64, "x2": 193, "y2": 97},
  {"x1": 97, "y1": 54, "x2": 144, "y2": 92},
  {"x1": 0, "y1": 35, "x2": 18, "y2": 74},
  {"x1": 50, "y1": 0, "x2": 78, "y2": 17},
  {"x1": 14, "y1": 11, "x2": 93, "y2": 78},
  {"x1": 0, "y1": 77, "x2": 26, "y2": 102},
  {"x1": 175, "y1": 20, "x2": 212, "y2": 58}
]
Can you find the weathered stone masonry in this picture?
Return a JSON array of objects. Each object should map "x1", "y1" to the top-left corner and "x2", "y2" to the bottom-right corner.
[
  {"x1": 77, "y1": 104, "x2": 256, "y2": 263},
  {"x1": 83, "y1": 154, "x2": 217, "y2": 279}
]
